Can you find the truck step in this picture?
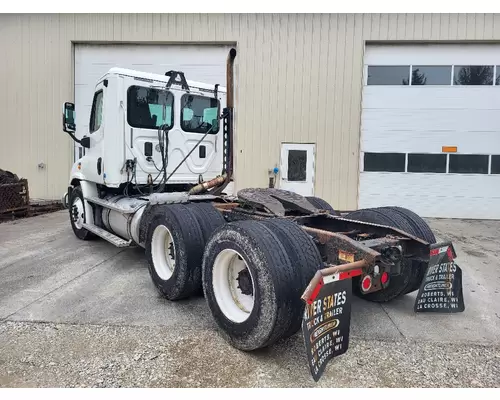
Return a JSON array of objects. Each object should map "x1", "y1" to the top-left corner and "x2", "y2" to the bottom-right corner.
[
  {"x1": 82, "y1": 223, "x2": 132, "y2": 248},
  {"x1": 85, "y1": 196, "x2": 143, "y2": 214}
]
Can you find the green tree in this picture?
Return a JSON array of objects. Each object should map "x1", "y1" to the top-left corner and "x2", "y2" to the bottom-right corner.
[{"x1": 454, "y1": 66, "x2": 493, "y2": 85}]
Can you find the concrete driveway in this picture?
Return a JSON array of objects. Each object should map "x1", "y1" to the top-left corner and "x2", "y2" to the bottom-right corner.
[{"x1": 0, "y1": 210, "x2": 499, "y2": 387}]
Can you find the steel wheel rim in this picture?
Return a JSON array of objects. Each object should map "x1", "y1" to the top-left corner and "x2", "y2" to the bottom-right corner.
[
  {"x1": 71, "y1": 197, "x2": 85, "y2": 230},
  {"x1": 213, "y1": 249, "x2": 255, "y2": 323},
  {"x1": 151, "y1": 225, "x2": 176, "y2": 281}
]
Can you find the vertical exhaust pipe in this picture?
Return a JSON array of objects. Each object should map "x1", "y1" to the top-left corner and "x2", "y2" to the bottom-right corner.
[
  {"x1": 226, "y1": 48, "x2": 237, "y2": 110},
  {"x1": 226, "y1": 48, "x2": 237, "y2": 179},
  {"x1": 210, "y1": 48, "x2": 236, "y2": 196}
]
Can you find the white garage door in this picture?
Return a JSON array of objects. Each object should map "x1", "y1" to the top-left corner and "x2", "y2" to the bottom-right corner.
[
  {"x1": 359, "y1": 44, "x2": 500, "y2": 219},
  {"x1": 74, "y1": 43, "x2": 233, "y2": 160}
]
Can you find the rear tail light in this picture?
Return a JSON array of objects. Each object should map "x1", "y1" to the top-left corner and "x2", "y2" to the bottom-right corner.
[
  {"x1": 361, "y1": 275, "x2": 372, "y2": 292},
  {"x1": 381, "y1": 271, "x2": 389, "y2": 285}
]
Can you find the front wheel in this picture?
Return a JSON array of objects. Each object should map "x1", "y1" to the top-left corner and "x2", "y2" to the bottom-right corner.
[{"x1": 69, "y1": 186, "x2": 94, "y2": 240}]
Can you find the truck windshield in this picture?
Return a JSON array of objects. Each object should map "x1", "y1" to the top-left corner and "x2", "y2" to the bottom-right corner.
[{"x1": 127, "y1": 86, "x2": 174, "y2": 130}]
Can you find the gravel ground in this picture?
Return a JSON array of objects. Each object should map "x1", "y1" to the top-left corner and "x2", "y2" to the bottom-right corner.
[
  {"x1": 0, "y1": 321, "x2": 498, "y2": 388},
  {"x1": 1, "y1": 212, "x2": 500, "y2": 387}
]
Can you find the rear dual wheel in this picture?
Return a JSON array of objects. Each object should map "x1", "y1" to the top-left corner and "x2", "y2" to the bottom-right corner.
[
  {"x1": 306, "y1": 196, "x2": 340, "y2": 216},
  {"x1": 345, "y1": 206, "x2": 436, "y2": 302},
  {"x1": 145, "y1": 202, "x2": 225, "y2": 300},
  {"x1": 145, "y1": 203, "x2": 324, "y2": 351},
  {"x1": 211, "y1": 248, "x2": 255, "y2": 323},
  {"x1": 202, "y1": 219, "x2": 322, "y2": 351},
  {"x1": 375, "y1": 206, "x2": 436, "y2": 294}
]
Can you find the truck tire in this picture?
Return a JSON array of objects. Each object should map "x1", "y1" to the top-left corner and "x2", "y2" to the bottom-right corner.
[
  {"x1": 258, "y1": 219, "x2": 323, "y2": 338},
  {"x1": 202, "y1": 220, "x2": 303, "y2": 351},
  {"x1": 375, "y1": 206, "x2": 436, "y2": 294},
  {"x1": 306, "y1": 196, "x2": 340, "y2": 215},
  {"x1": 145, "y1": 204, "x2": 205, "y2": 300},
  {"x1": 345, "y1": 208, "x2": 416, "y2": 302},
  {"x1": 377, "y1": 206, "x2": 435, "y2": 243},
  {"x1": 184, "y1": 202, "x2": 226, "y2": 296},
  {"x1": 69, "y1": 186, "x2": 95, "y2": 240},
  {"x1": 184, "y1": 202, "x2": 226, "y2": 243}
]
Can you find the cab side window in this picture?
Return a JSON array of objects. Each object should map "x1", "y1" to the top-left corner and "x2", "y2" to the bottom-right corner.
[
  {"x1": 127, "y1": 86, "x2": 174, "y2": 130},
  {"x1": 181, "y1": 94, "x2": 219, "y2": 134},
  {"x1": 89, "y1": 90, "x2": 103, "y2": 133}
]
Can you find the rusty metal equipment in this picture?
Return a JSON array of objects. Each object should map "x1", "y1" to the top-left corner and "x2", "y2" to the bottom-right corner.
[{"x1": 0, "y1": 169, "x2": 30, "y2": 219}]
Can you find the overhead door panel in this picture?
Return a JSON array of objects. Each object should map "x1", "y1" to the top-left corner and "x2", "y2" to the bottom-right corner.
[{"x1": 359, "y1": 44, "x2": 500, "y2": 219}]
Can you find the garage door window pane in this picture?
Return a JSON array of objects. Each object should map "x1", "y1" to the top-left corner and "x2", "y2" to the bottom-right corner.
[
  {"x1": 453, "y1": 66, "x2": 494, "y2": 85},
  {"x1": 496, "y1": 67, "x2": 500, "y2": 85},
  {"x1": 288, "y1": 150, "x2": 307, "y2": 181},
  {"x1": 411, "y1": 66, "x2": 452, "y2": 85},
  {"x1": 127, "y1": 86, "x2": 174, "y2": 130},
  {"x1": 407, "y1": 154, "x2": 447, "y2": 173},
  {"x1": 181, "y1": 94, "x2": 220, "y2": 134},
  {"x1": 449, "y1": 154, "x2": 489, "y2": 174},
  {"x1": 491, "y1": 155, "x2": 500, "y2": 174},
  {"x1": 363, "y1": 153, "x2": 406, "y2": 172},
  {"x1": 367, "y1": 66, "x2": 410, "y2": 85}
]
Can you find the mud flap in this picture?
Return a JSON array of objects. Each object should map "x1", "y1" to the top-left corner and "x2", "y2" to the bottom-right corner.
[
  {"x1": 302, "y1": 276, "x2": 352, "y2": 382},
  {"x1": 414, "y1": 241, "x2": 465, "y2": 313}
]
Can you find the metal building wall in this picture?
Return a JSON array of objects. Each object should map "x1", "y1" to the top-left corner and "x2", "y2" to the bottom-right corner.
[{"x1": 1, "y1": 14, "x2": 499, "y2": 209}]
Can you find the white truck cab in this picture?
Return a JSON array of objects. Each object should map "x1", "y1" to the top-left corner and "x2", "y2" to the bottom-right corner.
[
  {"x1": 65, "y1": 67, "x2": 227, "y2": 191},
  {"x1": 60, "y1": 54, "x2": 235, "y2": 249}
]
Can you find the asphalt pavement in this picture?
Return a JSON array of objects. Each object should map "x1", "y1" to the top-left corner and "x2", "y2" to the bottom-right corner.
[{"x1": 0, "y1": 211, "x2": 499, "y2": 387}]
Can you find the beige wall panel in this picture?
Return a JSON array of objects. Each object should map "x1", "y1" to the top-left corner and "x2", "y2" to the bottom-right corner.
[{"x1": 1, "y1": 13, "x2": 499, "y2": 211}]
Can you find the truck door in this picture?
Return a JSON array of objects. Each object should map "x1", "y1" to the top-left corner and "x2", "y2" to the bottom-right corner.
[
  {"x1": 81, "y1": 83, "x2": 106, "y2": 184},
  {"x1": 178, "y1": 92, "x2": 222, "y2": 179}
]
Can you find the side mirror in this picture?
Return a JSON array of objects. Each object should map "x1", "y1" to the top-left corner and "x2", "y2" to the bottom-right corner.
[
  {"x1": 80, "y1": 136, "x2": 90, "y2": 149},
  {"x1": 62, "y1": 102, "x2": 88, "y2": 147},
  {"x1": 63, "y1": 102, "x2": 76, "y2": 133}
]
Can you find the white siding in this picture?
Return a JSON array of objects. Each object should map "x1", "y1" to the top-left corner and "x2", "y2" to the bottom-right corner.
[{"x1": 1, "y1": 14, "x2": 500, "y2": 213}]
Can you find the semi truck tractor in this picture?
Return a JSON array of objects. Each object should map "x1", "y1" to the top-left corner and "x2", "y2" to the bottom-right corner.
[{"x1": 60, "y1": 48, "x2": 463, "y2": 371}]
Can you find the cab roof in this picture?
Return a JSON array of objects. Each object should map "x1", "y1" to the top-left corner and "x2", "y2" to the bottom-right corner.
[{"x1": 100, "y1": 67, "x2": 227, "y2": 93}]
